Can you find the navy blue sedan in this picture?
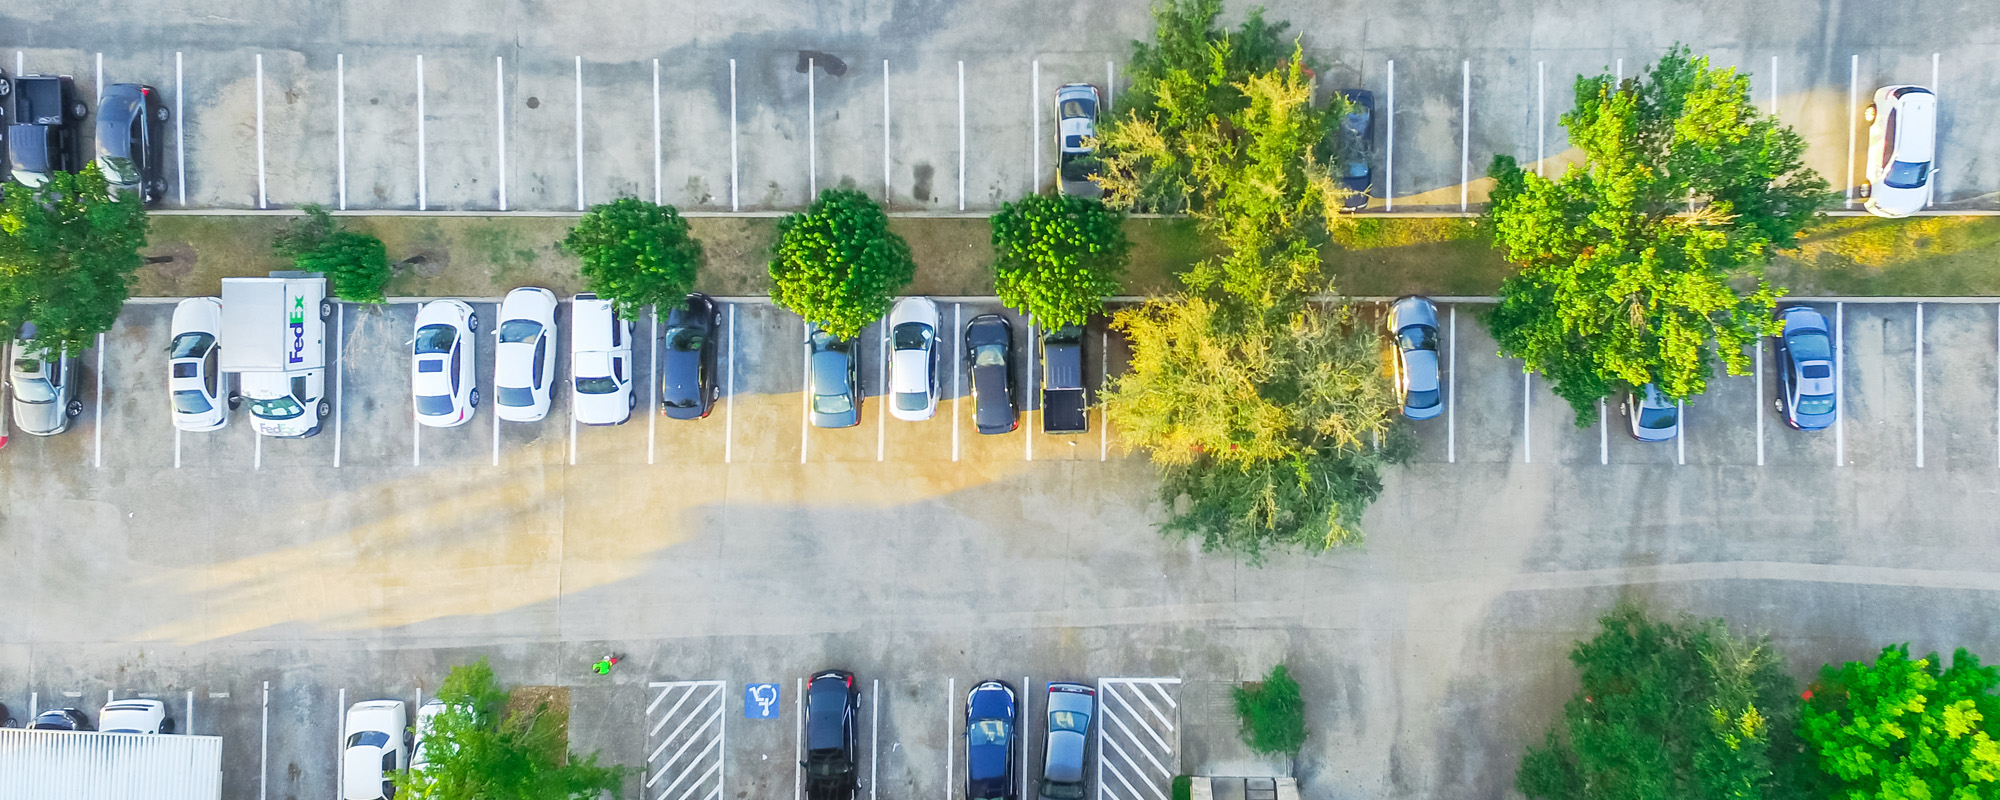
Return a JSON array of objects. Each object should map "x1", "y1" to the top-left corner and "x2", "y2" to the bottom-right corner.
[
  {"x1": 1775, "y1": 306, "x2": 1836, "y2": 430},
  {"x1": 965, "y1": 680, "x2": 1018, "y2": 800}
]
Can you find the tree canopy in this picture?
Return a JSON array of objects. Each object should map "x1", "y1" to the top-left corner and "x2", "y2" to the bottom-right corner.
[
  {"x1": 1801, "y1": 645, "x2": 2000, "y2": 800},
  {"x1": 1517, "y1": 604, "x2": 1810, "y2": 800},
  {"x1": 0, "y1": 165, "x2": 150, "y2": 349},
  {"x1": 562, "y1": 198, "x2": 704, "y2": 321},
  {"x1": 1483, "y1": 45, "x2": 1830, "y2": 424},
  {"x1": 990, "y1": 194, "x2": 1129, "y2": 330},
  {"x1": 395, "y1": 659, "x2": 625, "y2": 800},
  {"x1": 769, "y1": 189, "x2": 914, "y2": 340},
  {"x1": 273, "y1": 205, "x2": 392, "y2": 304}
]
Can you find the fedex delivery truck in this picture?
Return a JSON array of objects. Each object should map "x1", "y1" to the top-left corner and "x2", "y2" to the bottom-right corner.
[{"x1": 220, "y1": 274, "x2": 331, "y2": 438}]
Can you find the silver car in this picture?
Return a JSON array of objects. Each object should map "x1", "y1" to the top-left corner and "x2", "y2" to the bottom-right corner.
[
  {"x1": 808, "y1": 324, "x2": 861, "y2": 429},
  {"x1": 8, "y1": 336, "x2": 82, "y2": 437},
  {"x1": 1054, "y1": 84, "x2": 1102, "y2": 197},
  {"x1": 1037, "y1": 682, "x2": 1095, "y2": 800},
  {"x1": 1387, "y1": 297, "x2": 1442, "y2": 420},
  {"x1": 1622, "y1": 383, "x2": 1680, "y2": 443}
]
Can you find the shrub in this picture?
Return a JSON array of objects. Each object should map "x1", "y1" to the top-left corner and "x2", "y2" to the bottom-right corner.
[
  {"x1": 273, "y1": 205, "x2": 391, "y2": 304},
  {"x1": 991, "y1": 194, "x2": 1129, "y2": 330},
  {"x1": 1233, "y1": 664, "x2": 1307, "y2": 755},
  {"x1": 769, "y1": 189, "x2": 915, "y2": 339},
  {"x1": 562, "y1": 197, "x2": 704, "y2": 321}
]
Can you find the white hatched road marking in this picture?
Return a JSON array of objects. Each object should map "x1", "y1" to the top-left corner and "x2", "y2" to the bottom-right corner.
[
  {"x1": 1095, "y1": 678, "x2": 1180, "y2": 800},
  {"x1": 646, "y1": 680, "x2": 726, "y2": 800}
]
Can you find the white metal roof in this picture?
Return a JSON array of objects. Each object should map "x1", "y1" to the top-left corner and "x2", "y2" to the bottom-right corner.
[{"x1": 0, "y1": 728, "x2": 223, "y2": 800}]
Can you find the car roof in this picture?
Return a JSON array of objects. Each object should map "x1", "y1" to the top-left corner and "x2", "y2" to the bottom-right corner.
[
  {"x1": 1891, "y1": 89, "x2": 1937, "y2": 161},
  {"x1": 572, "y1": 298, "x2": 620, "y2": 352},
  {"x1": 811, "y1": 349, "x2": 851, "y2": 392}
]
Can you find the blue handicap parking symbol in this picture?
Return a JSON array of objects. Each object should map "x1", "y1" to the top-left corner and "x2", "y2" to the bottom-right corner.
[{"x1": 745, "y1": 684, "x2": 781, "y2": 719}]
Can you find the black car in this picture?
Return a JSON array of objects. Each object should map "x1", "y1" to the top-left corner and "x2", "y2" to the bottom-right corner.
[
  {"x1": 660, "y1": 293, "x2": 721, "y2": 420},
  {"x1": 1335, "y1": 89, "x2": 1375, "y2": 209},
  {"x1": 964, "y1": 314, "x2": 1017, "y2": 434},
  {"x1": 32, "y1": 708, "x2": 93, "y2": 731},
  {"x1": 7, "y1": 74, "x2": 87, "y2": 188},
  {"x1": 804, "y1": 670, "x2": 860, "y2": 800},
  {"x1": 96, "y1": 83, "x2": 171, "y2": 205}
]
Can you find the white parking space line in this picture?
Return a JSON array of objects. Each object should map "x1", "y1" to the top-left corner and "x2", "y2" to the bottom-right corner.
[
  {"x1": 1100, "y1": 329, "x2": 1108, "y2": 462},
  {"x1": 1522, "y1": 372, "x2": 1532, "y2": 463},
  {"x1": 1107, "y1": 61, "x2": 1116, "y2": 109},
  {"x1": 255, "y1": 54, "x2": 266, "y2": 208},
  {"x1": 953, "y1": 303, "x2": 962, "y2": 462},
  {"x1": 334, "y1": 303, "x2": 345, "y2": 468},
  {"x1": 574, "y1": 56, "x2": 585, "y2": 210},
  {"x1": 1916, "y1": 304, "x2": 1925, "y2": 468},
  {"x1": 644, "y1": 681, "x2": 725, "y2": 800},
  {"x1": 337, "y1": 54, "x2": 347, "y2": 210},
  {"x1": 808, "y1": 57, "x2": 817, "y2": 198},
  {"x1": 964, "y1": 60, "x2": 972, "y2": 211},
  {"x1": 1845, "y1": 54, "x2": 1858, "y2": 208},
  {"x1": 648, "y1": 310, "x2": 658, "y2": 465},
  {"x1": 729, "y1": 59, "x2": 739, "y2": 211},
  {"x1": 881, "y1": 59, "x2": 891, "y2": 201},
  {"x1": 1032, "y1": 60, "x2": 1041, "y2": 194},
  {"x1": 1460, "y1": 60, "x2": 1470, "y2": 212},
  {"x1": 497, "y1": 56, "x2": 508, "y2": 210},
  {"x1": 176, "y1": 51, "x2": 186, "y2": 206},
  {"x1": 93, "y1": 333, "x2": 103, "y2": 469},
  {"x1": 490, "y1": 389, "x2": 500, "y2": 466},
  {"x1": 792, "y1": 678, "x2": 803, "y2": 800},
  {"x1": 1385, "y1": 60, "x2": 1395, "y2": 210},
  {"x1": 184, "y1": 691, "x2": 193, "y2": 735},
  {"x1": 652, "y1": 59, "x2": 662, "y2": 205},
  {"x1": 1536, "y1": 61, "x2": 1545, "y2": 175},
  {"x1": 1835, "y1": 301, "x2": 1846, "y2": 466},
  {"x1": 724, "y1": 305, "x2": 735, "y2": 463},
  {"x1": 253, "y1": 422, "x2": 262, "y2": 469},
  {"x1": 877, "y1": 321, "x2": 887, "y2": 462},
  {"x1": 1755, "y1": 339, "x2": 1765, "y2": 466},
  {"x1": 1446, "y1": 305, "x2": 1455, "y2": 462},
  {"x1": 1676, "y1": 400, "x2": 1685, "y2": 466},
  {"x1": 1598, "y1": 399, "x2": 1607, "y2": 465},
  {"x1": 417, "y1": 55, "x2": 428, "y2": 210},
  {"x1": 1930, "y1": 53, "x2": 1940, "y2": 207},
  {"x1": 944, "y1": 678, "x2": 953, "y2": 800},
  {"x1": 868, "y1": 679, "x2": 880, "y2": 800},
  {"x1": 799, "y1": 319, "x2": 810, "y2": 464},
  {"x1": 1020, "y1": 676, "x2": 1031, "y2": 800},
  {"x1": 260, "y1": 682, "x2": 271, "y2": 800},
  {"x1": 95, "y1": 51, "x2": 102, "y2": 104}
]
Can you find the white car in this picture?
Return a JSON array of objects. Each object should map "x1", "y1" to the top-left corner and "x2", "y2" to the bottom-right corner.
[
  {"x1": 1055, "y1": 83, "x2": 1103, "y2": 197},
  {"x1": 493, "y1": 287, "x2": 558, "y2": 423},
  {"x1": 410, "y1": 698, "x2": 444, "y2": 773},
  {"x1": 412, "y1": 299, "x2": 479, "y2": 428},
  {"x1": 888, "y1": 297, "x2": 940, "y2": 421},
  {"x1": 1862, "y1": 85, "x2": 1937, "y2": 218},
  {"x1": 7, "y1": 334, "x2": 81, "y2": 437},
  {"x1": 168, "y1": 297, "x2": 230, "y2": 432},
  {"x1": 571, "y1": 294, "x2": 636, "y2": 426},
  {"x1": 342, "y1": 700, "x2": 408, "y2": 800},
  {"x1": 99, "y1": 699, "x2": 174, "y2": 734}
]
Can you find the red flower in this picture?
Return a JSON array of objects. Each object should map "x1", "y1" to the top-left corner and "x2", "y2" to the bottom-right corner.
[{"x1": 1802, "y1": 689, "x2": 1813, "y2": 701}]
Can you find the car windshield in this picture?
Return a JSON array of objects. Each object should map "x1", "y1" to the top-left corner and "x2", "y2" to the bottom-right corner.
[
  {"x1": 814, "y1": 391, "x2": 853, "y2": 415},
  {"x1": 346, "y1": 731, "x2": 390, "y2": 749},
  {"x1": 1798, "y1": 393, "x2": 1836, "y2": 415},
  {"x1": 170, "y1": 332, "x2": 215, "y2": 359},
  {"x1": 1050, "y1": 710, "x2": 1087, "y2": 734},
  {"x1": 101, "y1": 156, "x2": 140, "y2": 185},
  {"x1": 414, "y1": 324, "x2": 457, "y2": 354},
  {"x1": 498, "y1": 319, "x2": 542, "y2": 344},
  {"x1": 973, "y1": 344, "x2": 1007, "y2": 367},
  {"x1": 1059, "y1": 98, "x2": 1094, "y2": 119},
  {"x1": 1398, "y1": 325, "x2": 1437, "y2": 351},
  {"x1": 1884, "y1": 160, "x2": 1930, "y2": 190},
  {"x1": 1639, "y1": 405, "x2": 1678, "y2": 430},
  {"x1": 416, "y1": 394, "x2": 456, "y2": 416},
  {"x1": 173, "y1": 389, "x2": 213, "y2": 414},
  {"x1": 497, "y1": 386, "x2": 536, "y2": 408},
  {"x1": 665, "y1": 326, "x2": 704, "y2": 351},
  {"x1": 1406, "y1": 388, "x2": 1440, "y2": 410},
  {"x1": 893, "y1": 322, "x2": 932, "y2": 350},
  {"x1": 250, "y1": 395, "x2": 304, "y2": 419},
  {"x1": 1789, "y1": 331, "x2": 1831, "y2": 361},
  {"x1": 894, "y1": 391, "x2": 928, "y2": 411},
  {"x1": 12, "y1": 375, "x2": 56, "y2": 404},
  {"x1": 968, "y1": 718, "x2": 1010, "y2": 746},
  {"x1": 576, "y1": 376, "x2": 618, "y2": 395},
  {"x1": 1801, "y1": 363, "x2": 1832, "y2": 380}
]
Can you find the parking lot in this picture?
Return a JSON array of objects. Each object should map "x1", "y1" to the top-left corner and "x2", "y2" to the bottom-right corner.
[
  {"x1": 8, "y1": 0, "x2": 2000, "y2": 213},
  {"x1": 8, "y1": 295, "x2": 2000, "y2": 798}
]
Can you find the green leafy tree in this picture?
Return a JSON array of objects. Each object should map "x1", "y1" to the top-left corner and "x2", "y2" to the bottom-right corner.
[
  {"x1": 1483, "y1": 45, "x2": 1831, "y2": 424},
  {"x1": 274, "y1": 205, "x2": 392, "y2": 304},
  {"x1": 769, "y1": 189, "x2": 914, "y2": 340},
  {"x1": 395, "y1": 659, "x2": 626, "y2": 800},
  {"x1": 1517, "y1": 604, "x2": 1809, "y2": 800},
  {"x1": 1234, "y1": 664, "x2": 1307, "y2": 756},
  {"x1": 1800, "y1": 645, "x2": 2000, "y2": 800},
  {"x1": 0, "y1": 164, "x2": 150, "y2": 349},
  {"x1": 990, "y1": 194, "x2": 1129, "y2": 330},
  {"x1": 561, "y1": 198, "x2": 705, "y2": 321}
]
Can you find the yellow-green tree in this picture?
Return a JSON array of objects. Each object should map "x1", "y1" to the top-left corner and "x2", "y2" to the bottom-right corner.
[{"x1": 1801, "y1": 645, "x2": 2000, "y2": 800}]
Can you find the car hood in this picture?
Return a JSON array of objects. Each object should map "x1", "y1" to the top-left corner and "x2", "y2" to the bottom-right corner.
[
  {"x1": 574, "y1": 390, "x2": 627, "y2": 424},
  {"x1": 1389, "y1": 298, "x2": 1438, "y2": 329},
  {"x1": 1044, "y1": 730, "x2": 1086, "y2": 783},
  {"x1": 495, "y1": 341, "x2": 536, "y2": 388},
  {"x1": 172, "y1": 297, "x2": 223, "y2": 334},
  {"x1": 12, "y1": 397, "x2": 64, "y2": 434},
  {"x1": 891, "y1": 349, "x2": 929, "y2": 394},
  {"x1": 1867, "y1": 186, "x2": 1926, "y2": 217},
  {"x1": 1402, "y1": 349, "x2": 1439, "y2": 392},
  {"x1": 341, "y1": 747, "x2": 386, "y2": 799},
  {"x1": 8, "y1": 125, "x2": 51, "y2": 175}
]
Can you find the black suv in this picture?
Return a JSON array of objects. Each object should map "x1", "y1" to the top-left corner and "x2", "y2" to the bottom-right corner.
[{"x1": 804, "y1": 669, "x2": 860, "y2": 800}]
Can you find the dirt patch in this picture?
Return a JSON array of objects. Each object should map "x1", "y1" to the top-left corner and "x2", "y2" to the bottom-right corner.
[{"x1": 507, "y1": 685, "x2": 571, "y2": 760}]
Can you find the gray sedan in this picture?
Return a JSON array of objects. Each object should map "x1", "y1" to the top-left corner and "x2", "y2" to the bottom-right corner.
[
  {"x1": 807, "y1": 324, "x2": 861, "y2": 429},
  {"x1": 1622, "y1": 383, "x2": 1680, "y2": 443},
  {"x1": 1387, "y1": 296, "x2": 1442, "y2": 420},
  {"x1": 8, "y1": 337, "x2": 82, "y2": 437},
  {"x1": 1037, "y1": 683, "x2": 1095, "y2": 800}
]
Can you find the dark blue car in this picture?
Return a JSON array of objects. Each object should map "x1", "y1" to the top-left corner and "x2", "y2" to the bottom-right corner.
[
  {"x1": 1775, "y1": 306, "x2": 1836, "y2": 430},
  {"x1": 965, "y1": 680, "x2": 1018, "y2": 800}
]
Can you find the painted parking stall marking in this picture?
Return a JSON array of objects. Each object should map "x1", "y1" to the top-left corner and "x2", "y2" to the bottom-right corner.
[
  {"x1": 1095, "y1": 678, "x2": 1181, "y2": 800},
  {"x1": 646, "y1": 680, "x2": 726, "y2": 800}
]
